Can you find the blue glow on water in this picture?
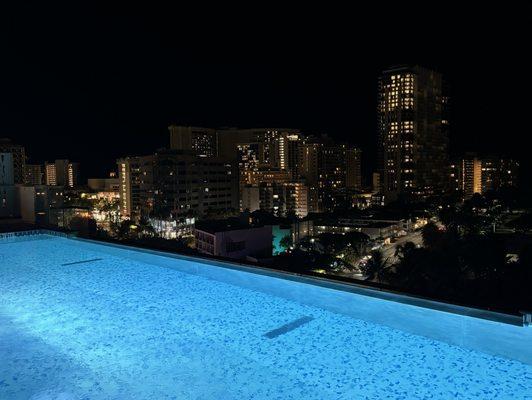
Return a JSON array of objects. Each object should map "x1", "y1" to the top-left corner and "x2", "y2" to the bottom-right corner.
[{"x1": 1, "y1": 236, "x2": 531, "y2": 399}]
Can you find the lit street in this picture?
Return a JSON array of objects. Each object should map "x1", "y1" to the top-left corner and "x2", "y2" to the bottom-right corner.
[{"x1": 380, "y1": 230, "x2": 424, "y2": 264}]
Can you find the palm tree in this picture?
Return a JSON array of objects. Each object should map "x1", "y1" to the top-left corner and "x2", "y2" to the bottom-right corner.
[
  {"x1": 360, "y1": 250, "x2": 388, "y2": 282},
  {"x1": 137, "y1": 216, "x2": 156, "y2": 238},
  {"x1": 421, "y1": 222, "x2": 442, "y2": 250},
  {"x1": 279, "y1": 235, "x2": 293, "y2": 252}
]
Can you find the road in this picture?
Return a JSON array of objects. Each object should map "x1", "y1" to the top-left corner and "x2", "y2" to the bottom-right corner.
[{"x1": 380, "y1": 230, "x2": 424, "y2": 264}]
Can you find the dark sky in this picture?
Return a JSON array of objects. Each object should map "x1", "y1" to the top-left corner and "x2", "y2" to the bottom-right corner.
[{"x1": 1, "y1": 5, "x2": 530, "y2": 182}]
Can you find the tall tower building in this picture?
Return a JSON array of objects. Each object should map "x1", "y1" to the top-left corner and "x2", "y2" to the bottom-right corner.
[
  {"x1": 168, "y1": 125, "x2": 218, "y2": 158},
  {"x1": 461, "y1": 155, "x2": 482, "y2": 198},
  {"x1": 45, "y1": 162, "x2": 57, "y2": 185},
  {"x1": 346, "y1": 148, "x2": 362, "y2": 189},
  {"x1": 301, "y1": 137, "x2": 362, "y2": 212},
  {"x1": 45, "y1": 160, "x2": 79, "y2": 187},
  {"x1": 378, "y1": 65, "x2": 449, "y2": 201},
  {"x1": 450, "y1": 155, "x2": 519, "y2": 199}
]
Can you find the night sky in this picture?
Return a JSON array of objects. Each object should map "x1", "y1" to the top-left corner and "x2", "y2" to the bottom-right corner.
[{"x1": 1, "y1": 5, "x2": 530, "y2": 183}]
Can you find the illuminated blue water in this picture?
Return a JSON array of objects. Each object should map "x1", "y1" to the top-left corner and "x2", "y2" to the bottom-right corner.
[{"x1": 1, "y1": 236, "x2": 531, "y2": 399}]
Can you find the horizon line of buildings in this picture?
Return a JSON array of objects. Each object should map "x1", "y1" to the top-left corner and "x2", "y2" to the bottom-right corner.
[
  {"x1": 0, "y1": 65, "x2": 522, "y2": 230},
  {"x1": 117, "y1": 126, "x2": 363, "y2": 223}
]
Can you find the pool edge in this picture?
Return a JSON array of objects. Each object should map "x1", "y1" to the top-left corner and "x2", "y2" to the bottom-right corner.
[
  {"x1": 2, "y1": 229, "x2": 524, "y2": 327},
  {"x1": 65, "y1": 235, "x2": 525, "y2": 328}
]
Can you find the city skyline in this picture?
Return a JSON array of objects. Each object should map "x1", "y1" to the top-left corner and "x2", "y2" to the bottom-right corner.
[{"x1": 1, "y1": 7, "x2": 530, "y2": 182}]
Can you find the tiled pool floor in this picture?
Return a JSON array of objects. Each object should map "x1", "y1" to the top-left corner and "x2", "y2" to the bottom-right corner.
[{"x1": 1, "y1": 237, "x2": 531, "y2": 399}]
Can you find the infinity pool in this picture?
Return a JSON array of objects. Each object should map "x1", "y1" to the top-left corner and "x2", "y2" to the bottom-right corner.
[{"x1": 1, "y1": 234, "x2": 531, "y2": 399}]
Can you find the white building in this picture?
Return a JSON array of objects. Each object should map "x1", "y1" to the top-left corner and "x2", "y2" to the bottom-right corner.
[{"x1": 194, "y1": 219, "x2": 272, "y2": 260}]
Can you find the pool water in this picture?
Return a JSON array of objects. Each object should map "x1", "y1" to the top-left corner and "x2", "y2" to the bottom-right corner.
[{"x1": 1, "y1": 235, "x2": 531, "y2": 399}]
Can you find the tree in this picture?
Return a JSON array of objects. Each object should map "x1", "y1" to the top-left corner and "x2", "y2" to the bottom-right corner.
[
  {"x1": 113, "y1": 219, "x2": 135, "y2": 240},
  {"x1": 279, "y1": 235, "x2": 293, "y2": 252},
  {"x1": 339, "y1": 246, "x2": 359, "y2": 270},
  {"x1": 345, "y1": 232, "x2": 370, "y2": 257},
  {"x1": 360, "y1": 250, "x2": 387, "y2": 282},
  {"x1": 137, "y1": 216, "x2": 156, "y2": 238},
  {"x1": 421, "y1": 222, "x2": 443, "y2": 250},
  {"x1": 394, "y1": 241, "x2": 417, "y2": 262}
]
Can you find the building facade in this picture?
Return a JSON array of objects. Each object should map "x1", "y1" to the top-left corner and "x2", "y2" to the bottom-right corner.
[
  {"x1": 0, "y1": 138, "x2": 25, "y2": 184},
  {"x1": 168, "y1": 125, "x2": 218, "y2": 158},
  {"x1": 17, "y1": 185, "x2": 64, "y2": 224},
  {"x1": 194, "y1": 219, "x2": 272, "y2": 260},
  {"x1": 378, "y1": 65, "x2": 449, "y2": 201},
  {"x1": 45, "y1": 160, "x2": 79, "y2": 187},
  {"x1": 23, "y1": 164, "x2": 43, "y2": 185},
  {"x1": 118, "y1": 150, "x2": 238, "y2": 221},
  {"x1": 301, "y1": 137, "x2": 362, "y2": 212},
  {"x1": 451, "y1": 155, "x2": 520, "y2": 198}
]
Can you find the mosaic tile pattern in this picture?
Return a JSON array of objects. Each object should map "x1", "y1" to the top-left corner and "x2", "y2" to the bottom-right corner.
[{"x1": 1, "y1": 237, "x2": 531, "y2": 399}]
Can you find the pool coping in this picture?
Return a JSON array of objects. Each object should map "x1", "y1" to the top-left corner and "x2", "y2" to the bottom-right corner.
[
  {"x1": 2, "y1": 229, "x2": 527, "y2": 327},
  {"x1": 68, "y1": 236, "x2": 527, "y2": 328}
]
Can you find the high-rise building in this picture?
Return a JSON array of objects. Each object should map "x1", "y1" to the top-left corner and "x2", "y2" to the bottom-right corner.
[
  {"x1": 372, "y1": 172, "x2": 381, "y2": 193},
  {"x1": 378, "y1": 65, "x2": 449, "y2": 201},
  {"x1": 23, "y1": 164, "x2": 43, "y2": 185},
  {"x1": 284, "y1": 182, "x2": 309, "y2": 218},
  {"x1": 346, "y1": 147, "x2": 362, "y2": 189},
  {"x1": 301, "y1": 137, "x2": 362, "y2": 212},
  {"x1": 242, "y1": 181, "x2": 309, "y2": 218},
  {"x1": 285, "y1": 133, "x2": 304, "y2": 179},
  {"x1": 481, "y1": 157, "x2": 519, "y2": 193},
  {"x1": 301, "y1": 142, "x2": 320, "y2": 212},
  {"x1": 0, "y1": 138, "x2": 25, "y2": 184},
  {"x1": 449, "y1": 155, "x2": 519, "y2": 199},
  {"x1": 45, "y1": 162, "x2": 57, "y2": 186},
  {"x1": 67, "y1": 162, "x2": 80, "y2": 187},
  {"x1": 217, "y1": 128, "x2": 301, "y2": 169},
  {"x1": 461, "y1": 155, "x2": 482, "y2": 198},
  {"x1": 237, "y1": 143, "x2": 261, "y2": 187},
  {"x1": 45, "y1": 160, "x2": 79, "y2": 187},
  {"x1": 168, "y1": 125, "x2": 218, "y2": 158},
  {"x1": 118, "y1": 150, "x2": 238, "y2": 221}
]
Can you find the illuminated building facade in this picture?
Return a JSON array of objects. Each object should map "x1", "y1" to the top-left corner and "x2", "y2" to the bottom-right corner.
[
  {"x1": 45, "y1": 160, "x2": 79, "y2": 187},
  {"x1": 378, "y1": 65, "x2": 449, "y2": 201},
  {"x1": 118, "y1": 150, "x2": 238, "y2": 221},
  {"x1": 461, "y1": 155, "x2": 483, "y2": 198},
  {"x1": 248, "y1": 182, "x2": 308, "y2": 218},
  {"x1": 449, "y1": 155, "x2": 519, "y2": 198},
  {"x1": 301, "y1": 137, "x2": 362, "y2": 212},
  {"x1": 217, "y1": 128, "x2": 301, "y2": 169},
  {"x1": 481, "y1": 157, "x2": 519, "y2": 193},
  {"x1": 240, "y1": 169, "x2": 307, "y2": 217},
  {"x1": 168, "y1": 125, "x2": 218, "y2": 158},
  {"x1": 237, "y1": 143, "x2": 261, "y2": 186},
  {"x1": 45, "y1": 162, "x2": 57, "y2": 185}
]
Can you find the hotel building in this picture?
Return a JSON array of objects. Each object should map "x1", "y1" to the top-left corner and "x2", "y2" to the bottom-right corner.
[
  {"x1": 378, "y1": 65, "x2": 449, "y2": 201},
  {"x1": 118, "y1": 150, "x2": 238, "y2": 221}
]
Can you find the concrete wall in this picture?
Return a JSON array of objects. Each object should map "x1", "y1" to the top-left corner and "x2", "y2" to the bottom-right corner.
[{"x1": 214, "y1": 225, "x2": 272, "y2": 259}]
